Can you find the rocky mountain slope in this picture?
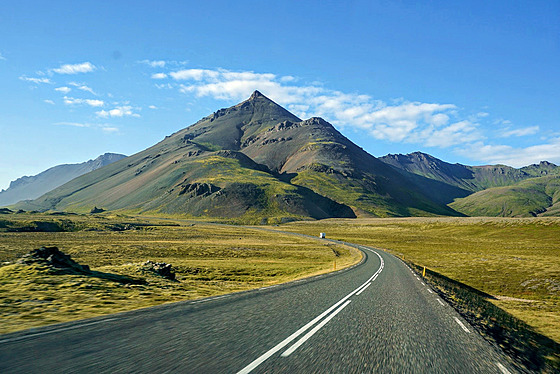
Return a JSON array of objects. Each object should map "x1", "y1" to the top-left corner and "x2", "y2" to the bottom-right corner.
[
  {"x1": 0, "y1": 153, "x2": 126, "y2": 207},
  {"x1": 15, "y1": 92, "x2": 460, "y2": 221}
]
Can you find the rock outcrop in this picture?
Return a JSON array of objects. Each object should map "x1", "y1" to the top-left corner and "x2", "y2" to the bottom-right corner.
[
  {"x1": 142, "y1": 260, "x2": 176, "y2": 280},
  {"x1": 17, "y1": 246, "x2": 90, "y2": 273}
]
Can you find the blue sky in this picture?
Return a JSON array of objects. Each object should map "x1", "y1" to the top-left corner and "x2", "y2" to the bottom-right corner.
[{"x1": 1, "y1": 0, "x2": 559, "y2": 190}]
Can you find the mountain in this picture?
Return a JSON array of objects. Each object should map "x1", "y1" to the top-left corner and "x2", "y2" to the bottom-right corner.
[
  {"x1": 380, "y1": 152, "x2": 560, "y2": 217},
  {"x1": 15, "y1": 91, "x2": 461, "y2": 222},
  {"x1": 0, "y1": 153, "x2": 127, "y2": 207},
  {"x1": 380, "y1": 152, "x2": 559, "y2": 191}
]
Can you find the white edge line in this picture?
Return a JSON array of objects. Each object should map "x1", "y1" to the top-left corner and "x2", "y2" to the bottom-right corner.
[
  {"x1": 453, "y1": 317, "x2": 470, "y2": 333},
  {"x1": 437, "y1": 299, "x2": 445, "y2": 306},
  {"x1": 281, "y1": 300, "x2": 352, "y2": 357},
  {"x1": 0, "y1": 318, "x2": 118, "y2": 344},
  {"x1": 427, "y1": 289, "x2": 433, "y2": 293},
  {"x1": 236, "y1": 249, "x2": 384, "y2": 374},
  {"x1": 496, "y1": 362, "x2": 512, "y2": 374},
  {"x1": 192, "y1": 295, "x2": 229, "y2": 304}
]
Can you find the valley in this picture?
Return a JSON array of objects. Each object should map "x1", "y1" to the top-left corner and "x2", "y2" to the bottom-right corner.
[{"x1": 2, "y1": 91, "x2": 559, "y2": 371}]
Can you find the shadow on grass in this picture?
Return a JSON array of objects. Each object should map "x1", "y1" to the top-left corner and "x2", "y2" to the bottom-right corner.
[
  {"x1": 51, "y1": 266, "x2": 146, "y2": 285},
  {"x1": 408, "y1": 262, "x2": 560, "y2": 373},
  {"x1": 18, "y1": 246, "x2": 146, "y2": 285}
]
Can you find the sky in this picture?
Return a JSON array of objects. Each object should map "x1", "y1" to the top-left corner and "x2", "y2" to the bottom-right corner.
[{"x1": 1, "y1": 0, "x2": 559, "y2": 190}]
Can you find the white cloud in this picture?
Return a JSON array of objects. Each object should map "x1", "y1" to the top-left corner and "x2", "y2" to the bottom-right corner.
[
  {"x1": 138, "y1": 60, "x2": 166, "y2": 68},
  {"x1": 55, "y1": 86, "x2": 71, "y2": 94},
  {"x1": 56, "y1": 122, "x2": 89, "y2": 128},
  {"x1": 456, "y1": 138, "x2": 560, "y2": 167},
  {"x1": 68, "y1": 82, "x2": 96, "y2": 95},
  {"x1": 0, "y1": 52, "x2": 6, "y2": 60},
  {"x1": 280, "y1": 75, "x2": 297, "y2": 82},
  {"x1": 500, "y1": 126, "x2": 540, "y2": 138},
  {"x1": 55, "y1": 122, "x2": 119, "y2": 133},
  {"x1": 170, "y1": 69, "x2": 220, "y2": 81},
  {"x1": 423, "y1": 121, "x2": 481, "y2": 147},
  {"x1": 155, "y1": 83, "x2": 174, "y2": 89},
  {"x1": 148, "y1": 105, "x2": 158, "y2": 109},
  {"x1": 101, "y1": 126, "x2": 119, "y2": 133},
  {"x1": 63, "y1": 96, "x2": 104, "y2": 107},
  {"x1": 52, "y1": 62, "x2": 96, "y2": 74},
  {"x1": 96, "y1": 105, "x2": 140, "y2": 118},
  {"x1": 20, "y1": 76, "x2": 51, "y2": 84},
  {"x1": 170, "y1": 68, "x2": 487, "y2": 148},
  {"x1": 151, "y1": 73, "x2": 167, "y2": 79},
  {"x1": 43, "y1": 99, "x2": 55, "y2": 105},
  {"x1": 78, "y1": 85, "x2": 96, "y2": 94}
]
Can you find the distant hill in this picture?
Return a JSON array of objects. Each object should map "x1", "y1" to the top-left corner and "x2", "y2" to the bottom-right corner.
[
  {"x1": 449, "y1": 175, "x2": 560, "y2": 217},
  {"x1": 380, "y1": 152, "x2": 560, "y2": 216},
  {"x1": 380, "y1": 152, "x2": 559, "y2": 191},
  {"x1": 15, "y1": 91, "x2": 460, "y2": 222},
  {"x1": 0, "y1": 153, "x2": 126, "y2": 207}
]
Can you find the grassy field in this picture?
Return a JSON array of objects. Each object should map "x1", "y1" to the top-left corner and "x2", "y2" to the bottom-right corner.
[
  {"x1": 0, "y1": 213, "x2": 361, "y2": 334},
  {"x1": 274, "y1": 217, "x2": 560, "y2": 344}
]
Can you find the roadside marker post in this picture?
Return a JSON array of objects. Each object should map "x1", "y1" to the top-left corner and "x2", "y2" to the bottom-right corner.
[{"x1": 422, "y1": 266, "x2": 426, "y2": 277}]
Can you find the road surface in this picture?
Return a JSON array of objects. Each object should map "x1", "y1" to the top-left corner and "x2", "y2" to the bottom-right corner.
[{"x1": 0, "y1": 238, "x2": 518, "y2": 373}]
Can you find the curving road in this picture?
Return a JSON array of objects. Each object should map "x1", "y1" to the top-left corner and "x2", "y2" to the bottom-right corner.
[{"x1": 0, "y1": 238, "x2": 518, "y2": 373}]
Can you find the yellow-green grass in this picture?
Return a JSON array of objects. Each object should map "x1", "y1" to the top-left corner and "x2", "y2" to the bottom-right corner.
[
  {"x1": 0, "y1": 214, "x2": 361, "y2": 334},
  {"x1": 273, "y1": 217, "x2": 560, "y2": 343}
]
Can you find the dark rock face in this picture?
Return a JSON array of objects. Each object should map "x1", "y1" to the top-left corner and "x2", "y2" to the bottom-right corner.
[
  {"x1": 179, "y1": 182, "x2": 221, "y2": 197},
  {"x1": 90, "y1": 206, "x2": 105, "y2": 214},
  {"x1": 17, "y1": 246, "x2": 90, "y2": 273},
  {"x1": 142, "y1": 260, "x2": 176, "y2": 280}
]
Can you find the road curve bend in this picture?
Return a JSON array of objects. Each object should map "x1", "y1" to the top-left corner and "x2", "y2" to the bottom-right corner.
[{"x1": 0, "y1": 238, "x2": 518, "y2": 373}]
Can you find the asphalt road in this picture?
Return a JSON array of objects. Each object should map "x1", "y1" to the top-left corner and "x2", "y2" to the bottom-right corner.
[{"x1": 0, "y1": 239, "x2": 519, "y2": 373}]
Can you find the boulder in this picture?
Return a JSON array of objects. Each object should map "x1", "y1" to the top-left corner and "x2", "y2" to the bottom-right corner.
[{"x1": 142, "y1": 260, "x2": 176, "y2": 280}]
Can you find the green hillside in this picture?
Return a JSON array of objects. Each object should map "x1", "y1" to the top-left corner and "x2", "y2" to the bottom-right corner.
[{"x1": 450, "y1": 175, "x2": 560, "y2": 217}]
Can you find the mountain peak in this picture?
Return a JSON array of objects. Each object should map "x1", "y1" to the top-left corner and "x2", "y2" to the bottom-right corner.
[{"x1": 249, "y1": 90, "x2": 265, "y2": 100}]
